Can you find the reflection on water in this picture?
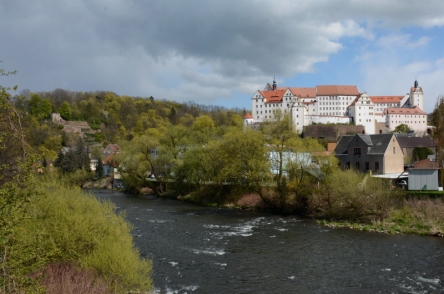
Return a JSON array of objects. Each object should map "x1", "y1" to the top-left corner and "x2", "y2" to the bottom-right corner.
[{"x1": 91, "y1": 189, "x2": 444, "y2": 294}]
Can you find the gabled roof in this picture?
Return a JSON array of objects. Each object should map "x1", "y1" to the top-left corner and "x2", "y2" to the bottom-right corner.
[
  {"x1": 243, "y1": 113, "x2": 253, "y2": 119},
  {"x1": 395, "y1": 135, "x2": 435, "y2": 149},
  {"x1": 367, "y1": 134, "x2": 394, "y2": 154},
  {"x1": 316, "y1": 85, "x2": 359, "y2": 96},
  {"x1": 334, "y1": 133, "x2": 395, "y2": 155},
  {"x1": 258, "y1": 89, "x2": 286, "y2": 103},
  {"x1": 369, "y1": 96, "x2": 403, "y2": 104},
  {"x1": 289, "y1": 87, "x2": 316, "y2": 98},
  {"x1": 334, "y1": 135, "x2": 354, "y2": 155},
  {"x1": 384, "y1": 106, "x2": 426, "y2": 115}
]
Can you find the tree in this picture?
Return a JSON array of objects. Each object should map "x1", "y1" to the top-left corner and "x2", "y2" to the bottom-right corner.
[
  {"x1": 29, "y1": 93, "x2": 52, "y2": 120},
  {"x1": 413, "y1": 147, "x2": 433, "y2": 161},
  {"x1": 191, "y1": 115, "x2": 216, "y2": 144},
  {"x1": 95, "y1": 158, "x2": 104, "y2": 178},
  {"x1": 392, "y1": 124, "x2": 411, "y2": 133},
  {"x1": 0, "y1": 64, "x2": 41, "y2": 292},
  {"x1": 432, "y1": 95, "x2": 444, "y2": 186},
  {"x1": 260, "y1": 111, "x2": 327, "y2": 210},
  {"x1": 58, "y1": 101, "x2": 72, "y2": 120},
  {"x1": 116, "y1": 135, "x2": 161, "y2": 192}
]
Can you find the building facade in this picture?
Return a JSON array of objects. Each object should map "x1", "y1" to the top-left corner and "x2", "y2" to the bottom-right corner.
[
  {"x1": 334, "y1": 134, "x2": 404, "y2": 175},
  {"x1": 248, "y1": 79, "x2": 426, "y2": 135}
]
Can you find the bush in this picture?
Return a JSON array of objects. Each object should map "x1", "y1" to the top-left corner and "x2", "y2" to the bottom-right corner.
[
  {"x1": 311, "y1": 169, "x2": 403, "y2": 221},
  {"x1": 10, "y1": 176, "x2": 153, "y2": 293}
]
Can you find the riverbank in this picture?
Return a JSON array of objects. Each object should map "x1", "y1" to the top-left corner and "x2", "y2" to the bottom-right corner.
[{"x1": 154, "y1": 188, "x2": 444, "y2": 237}]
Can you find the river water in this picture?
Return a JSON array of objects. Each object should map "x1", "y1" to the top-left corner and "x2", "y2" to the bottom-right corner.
[{"x1": 91, "y1": 189, "x2": 444, "y2": 294}]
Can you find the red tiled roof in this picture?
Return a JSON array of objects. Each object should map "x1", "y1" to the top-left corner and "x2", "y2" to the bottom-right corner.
[
  {"x1": 243, "y1": 113, "x2": 253, "y2": 119},
  {"x1": 384, "y1": 106, "x2": 426, "y2": 115},
  {"x1": 289, "y1": 87, "x2": 316, "y2": 98},
  {"x1": 316, "y1": 85, "x2": 359, "y2": 96},
  {"x1": 413, "y1": 159, "x2": 439, "y2": 169},
  {"x1": 103, "y1": 153, "x2": 115, "y2": 165},
  {"x1": 369, "y1": 96, "x2": 403, "y2": 103},
  {"x1": 259, "y1": 89, "x2": 286, "y2": 103},
  {"x1": 348, "y1": 94, "x2": 361, "y2": 107}
]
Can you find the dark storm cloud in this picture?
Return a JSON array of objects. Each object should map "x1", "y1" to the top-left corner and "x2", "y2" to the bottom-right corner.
[{"x1": 1, "y1": 0, "x2": 444, "y2": 106}]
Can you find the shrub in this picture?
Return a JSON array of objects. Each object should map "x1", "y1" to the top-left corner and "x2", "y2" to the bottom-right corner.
[
  {"x1": 311, "y1": 169, "x2": 403, "y2": 221},
  {"x1": 11, "y1": 176, "x2": 153, "y2": 293}
]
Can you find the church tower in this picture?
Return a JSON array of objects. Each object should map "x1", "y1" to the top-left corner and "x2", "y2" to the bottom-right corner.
[{"x1": 409, "y1": 79, "x2": 424, "y2": 110}]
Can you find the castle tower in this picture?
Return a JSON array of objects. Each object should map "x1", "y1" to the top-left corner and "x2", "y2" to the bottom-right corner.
[
  {"x1": 242, "y1": 113, "x2": 254, "y2": 131},
  {"x1": 409, "y1": 79, "x2": 424, "y2": 110}
]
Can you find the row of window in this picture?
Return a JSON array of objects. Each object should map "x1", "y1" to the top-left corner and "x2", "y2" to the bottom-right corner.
[
  {"x1": 346, "y1": 161, "x2": 380, "y2": 171},
  {"x1": 319, "y1": 96, "x2": 354, "y2": 100},
  {"x1": 390, "y1": 121, "x2": 426, "y2": 124},
  {"x1": 320, "y1": 101, "x2": 350, "y2": 105}
]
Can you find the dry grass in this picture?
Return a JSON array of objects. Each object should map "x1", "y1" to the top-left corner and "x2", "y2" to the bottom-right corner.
[{"x1": 41, "y1": 263, "x2": 111, "y2": 294}]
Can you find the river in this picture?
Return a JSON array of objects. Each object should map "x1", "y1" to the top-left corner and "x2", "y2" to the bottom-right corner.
[{"x1": 91, "y1": 189, "x2": 444, "y2": 294}]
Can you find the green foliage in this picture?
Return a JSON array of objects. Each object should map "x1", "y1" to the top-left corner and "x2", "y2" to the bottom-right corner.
[
  {"x1": 412, "y1": 146, "x2": 433, "y2": 161},
  {"x1": 57, "y1": 101, "x2": 72, "y2": 120},
  {"x1": 95, "y1": 158, "x2": 104, "y2": 178},
  {"x1": 54, "y1": 137, "x2": 91, "y2": 173},
  {"x1": 116, "y1": 135, "x2": 160, "y2": 192},
  {"x1": 392, "y1": 123, "x2": 411, "y2": 133},
  {"x1": 29, "y1": 93, "x2": 52, "y2": 120},
  {"x1": 12, "y1": 177, "x2": 153, "y2": 292},
  {"x1": 191, "y1": 115, "x2": 216, "y2": 144},
  {"x1": 313, "y1": 170, "x2": 403, "y2": 221}
]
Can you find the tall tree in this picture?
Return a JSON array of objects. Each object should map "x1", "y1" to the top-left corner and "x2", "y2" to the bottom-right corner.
[
  {"x1": 432, "y1": 95, "x2": 444, "y2": 186},
  {"x1": 57, "y1": 101, "x2": 72, "y2": 120},
  {"x1": 29, "y1": 93, "x2": 52, "y2": 120}
]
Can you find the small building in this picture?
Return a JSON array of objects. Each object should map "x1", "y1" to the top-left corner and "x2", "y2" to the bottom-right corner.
[
  {"x1": 408, "y1": 159, "x2": 439, "y2": 191},
  {"x1": 334, "y1": 133, "x2": 404, "y2": 175},
  {"x1": 103, "y1": 143, "x2": 120, "y2": 155}
]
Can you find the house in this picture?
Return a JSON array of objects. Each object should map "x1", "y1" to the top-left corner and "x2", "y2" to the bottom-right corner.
[
  {"x1": 268, "y1": 151, "x2": 313, "y2": 176},
  {"x1": 384, "y1": 106, "x2": 428, "y2": 134},
  {"x1": 334, "y1": 133, "x2": 404, "y2": 175},
  {"x1": 303, "y1": 125, "x2": 365, "y2": 152},
  {"x1": 103, "y1": 143, "x2": 120, "y2": 155}
]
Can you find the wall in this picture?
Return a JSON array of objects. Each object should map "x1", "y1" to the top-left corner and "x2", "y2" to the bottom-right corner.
[
  {"x1": 383, "y1": 137, "x2": 405, "y2": 174},
  {"x1": 408, "y1": 169, "x2": 439, "y2": 191}
]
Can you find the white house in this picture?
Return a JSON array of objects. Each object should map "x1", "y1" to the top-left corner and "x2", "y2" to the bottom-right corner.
[{"x1": 384, "y1": 106, "x2": 428, "y2": 133}]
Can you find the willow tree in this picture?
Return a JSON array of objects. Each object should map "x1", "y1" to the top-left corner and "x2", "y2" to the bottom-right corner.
[
  {"x1": 260, "y1": 111, "x2": 328, "y2": 211},
  {"x1": 115, "y1": 134, "x2": 163, "y2": 193}
]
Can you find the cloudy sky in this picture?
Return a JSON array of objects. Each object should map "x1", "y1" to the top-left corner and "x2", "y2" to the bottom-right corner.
[{"x1": 1, "y1": 0, "x2": 444, "y2": 112}]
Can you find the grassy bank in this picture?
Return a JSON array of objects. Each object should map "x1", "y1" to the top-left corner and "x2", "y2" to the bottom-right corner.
[
  {"x1": 160, "y1": 177, "x2": 444, "y2": 237},
  {"x1": 319, "y1": 197, "x2": 444, "y2": 236},
  {"x1": 1, "y1": 174, "x2": 153, "y2": 293}
]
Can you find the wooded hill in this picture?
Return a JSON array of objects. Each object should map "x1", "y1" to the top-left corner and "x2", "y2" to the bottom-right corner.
[{"x1": 10, "y1": 88, "x2": 246, "y2": 159}]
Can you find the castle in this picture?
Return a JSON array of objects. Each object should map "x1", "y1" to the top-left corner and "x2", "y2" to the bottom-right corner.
[{"x1": 244, "y1": 78, "x2": 427, "y2": 135}]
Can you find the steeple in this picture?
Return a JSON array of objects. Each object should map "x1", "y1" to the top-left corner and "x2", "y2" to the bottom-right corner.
[
  {"x1": 272, "y1": 75, "x2": 277, "y2": 90},
  {"x1": 414, "y1": 79, "x2": 418, "y2": 88}
]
